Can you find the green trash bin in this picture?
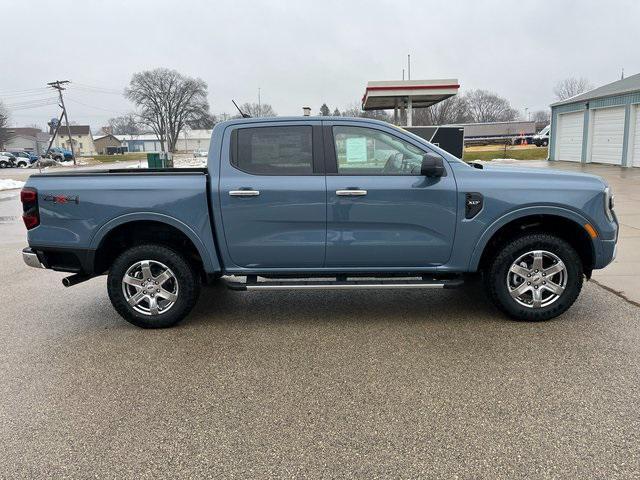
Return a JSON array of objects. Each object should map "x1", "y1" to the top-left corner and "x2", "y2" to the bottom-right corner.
[
  {"x1": 147, "y1": 152, "x2": 173, "y2": 168},
  {"x1": 147, "y1": 153, "x2": 162, "y2": 168}
]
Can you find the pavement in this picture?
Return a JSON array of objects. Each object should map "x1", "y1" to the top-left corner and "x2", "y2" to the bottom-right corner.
[{"x1": 1, "y1": 161, "x2": 640, "y2": 478}]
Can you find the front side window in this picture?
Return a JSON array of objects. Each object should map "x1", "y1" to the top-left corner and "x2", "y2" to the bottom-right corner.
[
  {"x1": 234, "y1": 126, "x2": 313, "y2": 175},
  {"x1": 333, "y1": 126, "x2": 425, "y2": 175}
]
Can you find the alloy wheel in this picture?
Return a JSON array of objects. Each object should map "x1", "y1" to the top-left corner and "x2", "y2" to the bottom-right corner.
[
  {"x1": 121, "y1": 260, "x2": 179, "y2": 316},
  {"x1": 506, "y1": 250, "x2": 567, "y2": 308}
]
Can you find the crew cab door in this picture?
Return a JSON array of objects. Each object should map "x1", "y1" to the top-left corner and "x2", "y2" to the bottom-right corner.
[
  {"x1": 219, "y1": 121, "x2": 326, "y2": 268},
  {"x1": 323, "y1": 122, "x2": 457, "y2": 267}
]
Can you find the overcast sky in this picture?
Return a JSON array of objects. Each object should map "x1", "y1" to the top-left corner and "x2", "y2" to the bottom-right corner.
[{"x1": 2, "y1": 0, "x2": 639, "y2": 130}]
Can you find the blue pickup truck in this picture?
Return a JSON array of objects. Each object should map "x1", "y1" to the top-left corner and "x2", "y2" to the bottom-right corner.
[{"x1": 21, "y1": 117, "x2": 618, "y2": 328}]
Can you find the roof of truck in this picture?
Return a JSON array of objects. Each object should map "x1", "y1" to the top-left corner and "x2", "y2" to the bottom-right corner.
[{"x1": 216, "y1": 116, "x2": 393, "y2": 127}]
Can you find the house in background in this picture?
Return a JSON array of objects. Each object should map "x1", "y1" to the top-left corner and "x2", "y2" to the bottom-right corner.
[
  {"x1": 0, "y1": 127, "x2": 49, "y2": 154},
  {"x1": 174, "y1": 129, "x2": 212, "y2": 152},
  {"x1": 115, "y1": 129, "x2": 213, "y2": 153},
  {"x1": 115, "y1": 134, "x2": 163, "y2": 153},
  {"x1": 94, "y1": 134, "x2": 125, "y2": 154},
  {"x1": 50, "y1": 125, "x2": 96, "y2": 156}
]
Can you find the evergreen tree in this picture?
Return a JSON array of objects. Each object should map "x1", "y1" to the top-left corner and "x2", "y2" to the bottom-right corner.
[{"x1": 319, "y1": 103, "x2": 330, "y2": 116}]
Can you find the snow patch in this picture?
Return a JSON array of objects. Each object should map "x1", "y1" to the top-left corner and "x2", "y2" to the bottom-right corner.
[
  {"x1": 0, "y1": 179, "x2": 25, "y2": 191},
  {"x1": 57, "y1": 159, "x2": 88, "y2": 167}
]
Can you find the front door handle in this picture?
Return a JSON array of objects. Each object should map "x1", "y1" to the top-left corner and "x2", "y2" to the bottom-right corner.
[
  {"x1": 336, "y1": 189, "x2": 367, "y2": 196},
  {"x1": 229, "y1": 190, "x2": 260, "y2": 197}
]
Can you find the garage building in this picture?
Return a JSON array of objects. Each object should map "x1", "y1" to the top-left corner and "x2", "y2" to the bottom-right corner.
[{"x1": 549, "y1": 73, "x2": 640, "y2": 167}]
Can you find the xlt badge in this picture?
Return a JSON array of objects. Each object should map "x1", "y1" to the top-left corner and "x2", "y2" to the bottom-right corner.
[{"x1": 465, "y1": 192, "x2": 483, "y2": 219}]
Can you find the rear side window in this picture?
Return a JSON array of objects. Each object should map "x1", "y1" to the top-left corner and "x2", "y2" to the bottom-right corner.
[{"x1": 233, "y1": 126, "x2": 313, "y2": 175}]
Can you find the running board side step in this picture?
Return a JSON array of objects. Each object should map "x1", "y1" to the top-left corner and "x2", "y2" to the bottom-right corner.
[{"x1": 223, "y1": 275, "x2": 464, "y2": 291}]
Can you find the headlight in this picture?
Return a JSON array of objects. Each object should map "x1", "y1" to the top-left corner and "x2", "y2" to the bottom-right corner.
[{"x1": 604, "y1": 187, "x2": 615, "y2": 222}]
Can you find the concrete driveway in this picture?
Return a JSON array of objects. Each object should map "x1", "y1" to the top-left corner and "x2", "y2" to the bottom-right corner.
[
  {"x1": 1, "y1": 162, "x2": 639, "y2": 478},
  {"x1": 488, "y1": 160, "x2": 640, "y2": 305}
]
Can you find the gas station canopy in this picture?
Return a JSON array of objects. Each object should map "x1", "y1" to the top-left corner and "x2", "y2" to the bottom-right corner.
[
  {"x1": 361, "y1": 79, "x2": 460, "y2": 126},
  {"x1": 362, "y1": 78, "x2": 459, "y2": 108}
]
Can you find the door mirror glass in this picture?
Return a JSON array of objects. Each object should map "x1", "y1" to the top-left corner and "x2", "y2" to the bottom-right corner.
[{"x1": 420, "y1": 153, "x2": 446, "y2": 177}]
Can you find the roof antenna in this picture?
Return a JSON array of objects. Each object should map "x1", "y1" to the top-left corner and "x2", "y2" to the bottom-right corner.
[{"x1": 232, "y1": 100, "x2": 251, "y2": 118}]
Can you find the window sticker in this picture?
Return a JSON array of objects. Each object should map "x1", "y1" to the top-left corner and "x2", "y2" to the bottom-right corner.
[{"x1": 345, "y1": 137, "x2": 367, "y2": 163}]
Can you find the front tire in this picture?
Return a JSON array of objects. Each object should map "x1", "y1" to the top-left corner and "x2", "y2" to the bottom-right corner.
[
  {"x1": 107, "y1": 244, "x2": 201, "y2": 328},
  {"x1": 485, "y1": 234, "x2": 583, "y2": 321}
]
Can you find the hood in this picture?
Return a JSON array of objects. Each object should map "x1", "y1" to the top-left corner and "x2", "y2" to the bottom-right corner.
[{"x1": 473, "y1": 163, "x2": 608, "y2": 189}]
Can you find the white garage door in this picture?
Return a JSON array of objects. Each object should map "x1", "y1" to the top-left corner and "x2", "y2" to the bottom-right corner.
[
  {"x1": 591, "y1": 107, "x2": 625, "y2": 165},
  {"x1": 556, "y1": 111, "x2": 584, "y2": 162},
  {"x1": 633, "y1": 106, "x2": 640, "y2": 167}
]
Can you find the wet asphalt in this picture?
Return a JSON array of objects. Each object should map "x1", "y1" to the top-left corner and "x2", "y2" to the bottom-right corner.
[{"x1": 1, "y1": 190, "x2": 639, "y2": 479}]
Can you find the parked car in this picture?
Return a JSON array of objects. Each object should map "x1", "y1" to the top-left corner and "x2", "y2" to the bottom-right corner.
[
  {"x1": 10, "y1": 151, "x2": 39, "y2": 168},
  {"x1": 533, "y1": 125, "x2": 550, "y2": 147},
  {"x1": 0, "y1": 154, "x2": 13, "y2": 168},
  {"x1": 46, "y1": 147, "x2": 74, "y2": 161},
  {"x1": 21, "y1": 117, "x2": 618, "y2": 328},
  {"x1": 0, "y1": 151, "x2": 17, "y2": 167},
  {"x1": 193, "y1": 149, "x2": 208, "y2": 158}
]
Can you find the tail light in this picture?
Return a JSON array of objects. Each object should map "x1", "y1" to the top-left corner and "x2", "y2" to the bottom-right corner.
[{"x1": 20, "y1": 187, "x2": 40, "y2": 229}]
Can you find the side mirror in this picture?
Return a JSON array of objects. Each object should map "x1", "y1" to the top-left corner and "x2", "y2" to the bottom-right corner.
[{"x1": 420, "y1": 153, "x2": 446, "y2": 177}]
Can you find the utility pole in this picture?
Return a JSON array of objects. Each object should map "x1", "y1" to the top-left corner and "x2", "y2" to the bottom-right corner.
[
  {"x1": 407, "y1": 54, "x2": 411, "y2": 80},
  {"x1": 47, "y1": 80, "x2": 76, "y2": 166},
  {"x1": 258, "y1": 88, "x2": 261, "y2": 118}
]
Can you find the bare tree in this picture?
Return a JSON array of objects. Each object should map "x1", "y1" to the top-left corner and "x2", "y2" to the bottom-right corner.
[
  {"x1": 0, "y1": 102, "x2": 11, "y2": 149},
  {"x1": 126, "y1": 68, "x2": 210, "y2": 152},
  {"x1": 234, "y1": 102, "x2": 277, "y2": 118},
  {"x1": 553, "y1": 77, "x2": 593, "y2": 101},
  {"x1": 187, "y1": 112, "x2": 217, "y2": 129},
  {"x1": 342, "y1": 103, "x2": 390, "y2": 121},
  {"x1": 107, "y1": 113, "x2": 142, "y2": 135},
  {"x1": 413, "y1": 96, "x2": 471, "y2": 125},
  {"x1": 464, "y1": 90, "x2": 519, "y2": 123},
  {"x1": 531, "y1": 109, "x2": 551, "y2": 124}
]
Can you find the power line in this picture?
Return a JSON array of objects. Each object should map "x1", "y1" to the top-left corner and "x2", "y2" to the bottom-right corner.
[
  {"x1": 70, "y1": 83, "x2": 124, "y2": 95},
  {"x1": 0, "y1": 90, "x2": 52, "y2": 99},
  {"x1": 0, "y1": 86, "x2": 49, "y2": 95},
  {"x1": 65, "y1": 96, "x2": 127, "y2": 114},
  {"x1": 6, "y1": 103, "x2": 59, "y2": 111},
  {"x1": 6, "y1": 97, "x2": 58, "y2": 107}
]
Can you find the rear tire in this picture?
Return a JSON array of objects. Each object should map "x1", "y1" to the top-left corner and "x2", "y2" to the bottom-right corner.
[
  {"x1": 107, "y1": 244, "x2": 201, "y2": 328},
  {"x1": 484, "y1": 233, "x2": 583, "y2": 321},
  {"x1": 0, "y1": 160, "x2": 6, "y2": 168}
]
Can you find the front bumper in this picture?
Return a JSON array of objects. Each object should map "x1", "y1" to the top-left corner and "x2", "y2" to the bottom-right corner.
[{"x1": 22, "y1": 247, "x2": 45, "y2": 269}]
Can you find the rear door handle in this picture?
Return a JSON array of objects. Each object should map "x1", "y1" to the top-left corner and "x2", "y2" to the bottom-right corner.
[
  {"x1": 336, "y1": 189, "x2": 367, "y2": 196},
  {"x1": 229, "y1": 190, "x2": 260, "y2": 197}
]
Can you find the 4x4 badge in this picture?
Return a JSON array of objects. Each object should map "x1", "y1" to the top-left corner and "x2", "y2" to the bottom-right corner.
[{"x1": 43, "y1": 194, "x2": 79, "y2": 205}]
